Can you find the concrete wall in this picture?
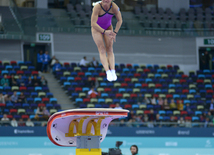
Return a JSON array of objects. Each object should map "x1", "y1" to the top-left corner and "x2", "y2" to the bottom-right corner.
[
  {"x1": 158, "y1": 0, "x2": 189, "y2": 13},
  {"x1": 0, "y1": 40, "x2": 22, "y2": 60}
]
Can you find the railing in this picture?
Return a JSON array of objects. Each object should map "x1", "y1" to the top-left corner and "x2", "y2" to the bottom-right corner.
[{"x1": 1, "y1": 120, "x2": 214, "y2": 128}]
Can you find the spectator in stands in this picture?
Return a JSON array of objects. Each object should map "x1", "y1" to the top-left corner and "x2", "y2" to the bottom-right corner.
[
  {"x1": 154, "y1": 114, "x2": 162, "y2": 127},
  {"x1": 88, "y1": 87, "x2": 98, "y2": 98},
  {"x1": 26, "y1": 118, "x2": 34, "y2": 127},
  {"x1": 119, "y1": 119, "x2": 126, "y2": 127},
  {"x1": 10, "y1": 91, "x2": 18, "y2": 103},
  {"x1": 0, "y1": 93, "x2": 6, "y2": 104},
  {"x1": 127, "y1": 110, "x2": 134, "y2": 120},
  {"x1": 143, "y1": 114, "x2": 149, "y2": 122},
  {"x1": 114, "y1": 103, "x2": 122, "y2": 109},
  {"x1": 16, "y1": 75, "x2": 25, "y2": 86},
  {"x1": 143, "y1": 96, "x2": 150, "y2": 104},
  {"x1": 1, "y1": 114, "x2": 10, "y2": 126},
  {"x1": 177, "y1": 117, "x2": 185, "y2": 127},
  {"x1": 32, "y1": 75, "x2": 41, "y2": 86},
  {"x1": 9, "y1": 75, "x2": 18, "y2": 86},
  {"x1": 42, "y1": 51, "x2": 51, "y2": 73},
  {"x1": 136, "y1": 94, "x2": 144, "y2": 104},
  {"x1": 185, "y1": 103, "x2": 191, "y2": 112},
  {"x1": 132, "y1": 119, "x2": 139, "y2": 127},
  {"x1": 170, "y1": 116, "x2": 177, "y2": 127},
  {"x1": 26, "y1": 76, "x2": 32, "y2": 87},
  {"x1": 169, "y1": 99, "x2": 177, "y2": 110},
  {"x1": 18, "y1": 92, "x2": 26, "y2": 103},
  {"x1": 1, "y1": 74, "x2": 9, "y2": 88},
  {"x1": 37, "y1": 50, "x2": 43, "y2": 71},
  {"x1": 52, "y1": 60, "x2": 62, "y2": 73},
  {"x1": 185, "y1": 120, "x2": 192, "y2": 128},
  {"x1": 79, "y1": 56, "x2": 89, "y2": 67},
  {"x1": 18, "y1": 118, "x2": 25, "y2": 126},
  {"x1": 177, "y1": 100, "x2": 184, "y2": 111},
  {"x1": 210, "y1": 99, "x2": 214, "y2": 114},
  {"x1": 147, "y1": 120, "x2": 154, "y2": 128},
  {"x1": 151, "y1": 95, "x2": 156, "y2": 105},
  {"x1": 91, "y1": 57, "x2": 99, "y2": 67},
  {"x1": 35, "y1": 106, "x2": 50, "y2": 121},
  {"x1": 207, "y1": 112, "x2": 213, "y2": 121},
  {"x1": 85, "y1": 77, "x2": 95, "y2": 88},
  {"x1": 163, "y1": 99, "x2": 170, "y2": 110},
  {"x1": 201, "y1": 51, "x2": 210, "y2": 70},
  {"x1": 49, "y1": 55, "x2": 57, "y2": 68},
  {"x1": 157, "y1": 97, "x2": 164, "y2": 107},
  {"x1": 11, "y1": 118, "x2": 18, "y2": 127},
  {"x1": 126, "y1": 119, "x2": 133, "y2": 127},
  {"x1": 40, "y1": 76, "x2": 48, "y2": 86},
  {"x1": 149, "y1": 109, "x2": 155, "y2": 121},
  {"x1": 130, "y1": 145, "x2": 139, "y2": 155},
  {"x1": 204, "y1": 118, "x2": 210, "y2": 128}
]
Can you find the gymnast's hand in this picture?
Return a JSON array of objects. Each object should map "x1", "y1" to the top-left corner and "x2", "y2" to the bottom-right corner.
[{"x1": 105, "y1": 30, "x2": 115, "y2": 40}]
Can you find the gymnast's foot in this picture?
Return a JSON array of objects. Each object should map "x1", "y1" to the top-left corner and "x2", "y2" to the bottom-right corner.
[
  {"x1": 106, "y1": 70, "x2": 113, "y2": 82},
  {"x1": 111, "y1": 70, "x2": 117, "y2": 81}
]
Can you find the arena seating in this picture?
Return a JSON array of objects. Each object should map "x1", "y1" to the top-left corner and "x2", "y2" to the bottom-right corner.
[
  {"x1": 0, "y1": 60, "x2": 61, "y2": 125},
  {"x1": 134, "y1": 6, "x2": 214, "y2": 31},
  {"x1": 54, "y1": 62, "x2": 213, "y2": 125}
]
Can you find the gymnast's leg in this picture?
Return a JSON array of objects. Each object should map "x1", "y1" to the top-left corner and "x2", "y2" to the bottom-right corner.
[
  {"x1": 91, "y1": 28, "x2": 113, "y2": 81},
  {"x1": 104, "y1": 25, "x2": 117, "y2": 81}
]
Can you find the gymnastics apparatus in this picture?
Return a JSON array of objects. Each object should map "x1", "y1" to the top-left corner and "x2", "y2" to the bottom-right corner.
[{"x1": 47, "y1": 108, "x2": 129, "y2": 155}]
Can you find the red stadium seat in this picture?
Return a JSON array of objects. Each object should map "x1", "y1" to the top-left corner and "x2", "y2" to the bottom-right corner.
[
  {"x1": 196, "y1": 79, "x2": 203, "y2": 84},
  {"x1": 0, "y1": 103, "x2": 6, "y2": 108},
  {"x1": 185, "y1": 116, "x2": 192, "y2": 120},
  {"x1": 99, "y1": 73, "x2": 106, "y2": 77},
  {"x1": 78, "y1": 72, "x2": 85, "y2": 77},
  {"x1": 143, "y1": 69, "x2": 150, "y2": 73},
  {"x1": 64, "y1": 62, "x2": 70, "y2": 67},
  {"x1": 180, "y1": 111, "x2": 188, "y2": 116},
  {"x1": 130, "y1": 93, "x2": 137, "y2": 98},
  {"x1": 134, "y1": 73, "x2": 141, "y2": 77},
  {"x1": 32, "y1": 71, "x2": 38, "y2": 75},
  {"x1": 110, "y1": 104, "x2": 116, "y2": 108},
  {"x1": 22, "y1": 115, "x2": 29, "y2": 120},
  {"x1": 124, "y1": 104, "x2": 132, "y2": 109},
  {"x1": 182, "y1": 74, "x2": 188, "y2": 79},
  {"x1": 104, "y1": 88, "x2": 111, "y2": 92},
  {"x1": 75, "y1": 87, "x2": 82, "y2": 92},
  {"x1": 19, "y1": 86, "x2": 27, "y2": 91},
  {"x1": 166, "y1": 94, "x2": 173, "y2": 98},
  {"x1": 17, "y1": 70, "x2": 24, "y2": 75},
  {"x1": 126, "y1": 64, "x2": 132, "y2": 68},
  {"x1": 142, "y1": 83, "x2": 148, "y2": 88},
  {"x1": 180, "y1": 79, "x2": 186, "y2": 84},
  {"x1": 124, "y1": 78, "x2": 131, "y2": 82},
  {"x1": 144, "y1": 110, "x2": 150, "y2": 114},
  {"x1": 10, "y1": 61, "x2": 17, "y2": 66},
  {"x1": 182, "y1": 89, "x2": 189, "y2": 94},
  {"x1": 83, "y1": 98, "x2": 90, "y2": 103},
  {"x1": 38, "y1": 103, "x2": 45, "y2": 107},
  {"x1": 7, "y1": 114, "x2": 13, "y2": 119},
  {"x1": 207, "y1": 89, "x2": 213, "y2": 94},
  {"x1": 121, "y1": 83, "x2": 128, "y2": 87},
  {"x1": 74, "y1": 77, "x2": 82, "y2": 81},
  {"x1": 153, "y1": 94, "x2": 159, "y2": 98},
  {"x1": 167, "y1": 65, "x2": 173, "y2": 69},
  {"x1": 42, "y1": 98, "x2": 50, "y2": 103},
  {"x1": 116, "y1": 93, "x2": 123, "y2": 98},
  {"x1": 155, "y1": 84, "x2": 162, "y2": 88},
  {"x1": 10, "y1": 109, "x2": 18, "y2": 115}
]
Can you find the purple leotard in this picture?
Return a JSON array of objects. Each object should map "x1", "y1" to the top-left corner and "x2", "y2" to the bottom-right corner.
[{"x1": 97, "y1": 3, "x2": 114, "y2": 30}]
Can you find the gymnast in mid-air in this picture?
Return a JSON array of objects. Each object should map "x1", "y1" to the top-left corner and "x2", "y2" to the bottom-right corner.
[{"x1": 91, "y1": 0, "x2": 123, "y2": 82}]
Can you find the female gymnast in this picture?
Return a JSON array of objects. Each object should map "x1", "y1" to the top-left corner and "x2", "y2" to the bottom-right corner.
[{"x1": 91, "y1": 0, "x2": 123, "y2": 81}]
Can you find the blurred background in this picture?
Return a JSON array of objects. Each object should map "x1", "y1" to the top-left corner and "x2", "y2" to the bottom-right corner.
[{"x1": 0, "y1": 0, "x2": 214, "y2": 155}]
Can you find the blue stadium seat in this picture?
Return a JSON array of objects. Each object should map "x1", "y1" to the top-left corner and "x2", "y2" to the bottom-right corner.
[
  {"x1": 184, "y1": 100, "x2": 190, "y2": 104},
  {"x1": 95, "y1": 104, "x2": 102, "y2": 108},
  {"x1": 192, "y1": 116, "x2": 199, "y2": 122},
  {"x1": 100, "y1": 82, "x2": 107, "y2": 87},
  {"x1": 35, "y1": 86, "x2": 42, "y2": 92},
  {"x1": 173, "y1": 94, "x2": 180, "y2": 99},
  {"x1": 132, "y1": 104, "x2": 139, "y2": 109},
  {"x1": 169, "y1": 84, "x2": 175, "y2": 88},
  {"x1": 46, "y1": 92, "x2": 53, "y2": 98},
  {"x1": 159, "y1": 110, "x2": 166, "y2": 115},
  {"x1": 101, "y1": 93, "x2": 108, "y2": 98},
  {"x1": 155, "y1": 74, "x2": 161, "y2": 78},
  {"x1": 82, "y1": 87, "x2": 90, "y2": 92},
  {"x1": 154, "y1": 89, "x2": 161, "y2": 94},
  {"x1": 50, "y1": 98, "x2": 57, "y2": 104},
  {"x1": 98, "y1": 98, "x2": 105, "y2": 104},
  {"x1": 120, "y1": 99, "x2": 127, "y2": 104},
  {"x1": 189, "y1": 89, "x2": 196, "y2": 94},
  {"x1": 34, "y1": 97, "x2": 42, "y2": 104},
  {"x1": 1, "y1": 70, "x2": 8, "y2": 75},
  {"x1": 75, "y1": 98, "x2": 83, "y2": 103},
  {"x1": 85, "y1": 72, "x2": 92, "y2": 77},
  {"x1": 145, "y1": 78, "x2": 152, "y2": 83},
  {"x1": 134, "y1": 83, "x2": 141, "y2": 88}
]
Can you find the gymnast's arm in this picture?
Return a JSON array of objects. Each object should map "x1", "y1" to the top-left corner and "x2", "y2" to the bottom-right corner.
[
  {"x1": 91, "y1": 4, "x2": 105, "y2": 33},
  {"x1": 113, "y1": 3, "x2": 123, "y2": 34}
]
